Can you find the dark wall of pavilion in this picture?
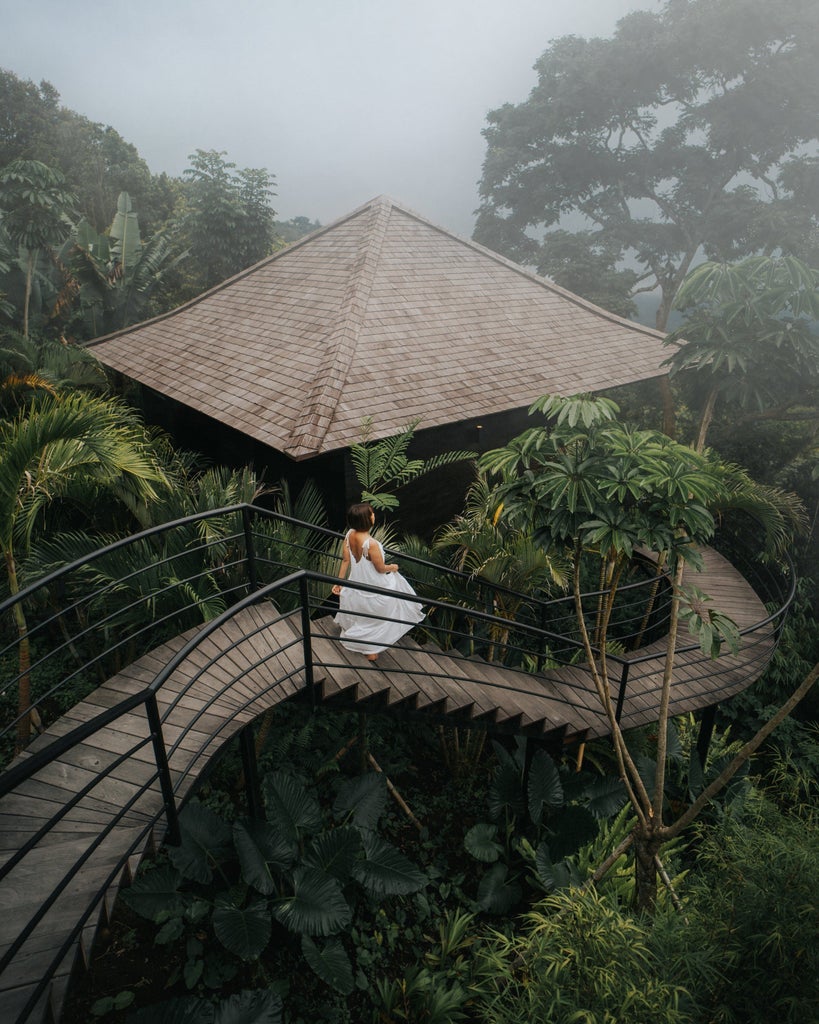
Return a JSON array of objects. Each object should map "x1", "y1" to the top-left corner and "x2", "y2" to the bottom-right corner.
[
  {"x1": 136, "y1": 385, "x2": 348, "y2": 523},
  {"x1": 134, "y1": 383, "x2": 537, "y2": 539},
  {"x1": 389, "y1": 407, "x2": 535, "y2": 539}
]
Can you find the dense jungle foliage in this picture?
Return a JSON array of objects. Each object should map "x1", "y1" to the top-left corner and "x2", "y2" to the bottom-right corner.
[{"x1": 2, "y1": 0, "x2": 819, "y2": 1019}]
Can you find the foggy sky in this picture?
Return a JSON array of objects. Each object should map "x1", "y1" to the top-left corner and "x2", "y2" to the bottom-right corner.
[{"x1": 1, "y1": 0, "x2": 647, "y2": 238}]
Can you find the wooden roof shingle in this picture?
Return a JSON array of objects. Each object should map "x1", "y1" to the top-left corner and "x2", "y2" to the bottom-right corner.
[{"x1": 88, "y1": 195, "x2": 670, "y2": 459}]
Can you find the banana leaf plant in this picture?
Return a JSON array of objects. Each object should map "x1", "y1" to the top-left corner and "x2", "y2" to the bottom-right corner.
[{"x1": 56, "y1": 191, "x2": 187, "y2": 340}]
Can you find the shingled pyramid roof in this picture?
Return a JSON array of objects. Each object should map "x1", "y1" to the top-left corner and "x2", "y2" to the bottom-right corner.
[{"x1": 88, "y1": 195, "x2": 669, "y2": 460}]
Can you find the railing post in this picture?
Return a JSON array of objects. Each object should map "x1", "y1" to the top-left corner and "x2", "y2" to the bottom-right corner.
[
  {"x1": 536, "y1": 604, "x2": 547, "y2": 672},
  {"x1": 239, "y1": 723, "x2": 265, "y2": 820},
  {"x1": 614, "y1": 661, "x2": 630, "y2": 724},
  {"x1": 145, "y1": 694, "x2": 181, "y2": 846},
  {"x1": 299, "y1": 575, "x2": 317, "y2": 708},
  {"x1": 242, "y1": 505, "x2": 259, "y2": 593},
  {"x1": 483, "y1": 585, "x2": 495, "y2": 658}
]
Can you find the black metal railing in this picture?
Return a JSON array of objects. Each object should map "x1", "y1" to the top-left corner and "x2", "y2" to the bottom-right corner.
[
  {"x1": 1, "y1": 506, "x2": 796, "y2": 754},
  {"x1": 0, "y1": 504, "x2": 673, "y2": 751},
  {"x1": 0, "y1": 504, "x2": 796, "y2": 1024}
]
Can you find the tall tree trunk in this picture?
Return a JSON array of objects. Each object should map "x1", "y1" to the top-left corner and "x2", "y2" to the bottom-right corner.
[
  {"x1": 695, "y1": 386, "x2": 719, "y2": 453},
  {"x1": 654, "y1": 275, "x2": 691, "y2": 439},
  {"x1": 23, "y1": 250, "x2": 34, "y2": 339},
  {"x1": 658, "y1": 375, "x2": 676, "y2": 439},
  {"x1": 632, "y1": 829, "x2": 662, "y2": 913}
]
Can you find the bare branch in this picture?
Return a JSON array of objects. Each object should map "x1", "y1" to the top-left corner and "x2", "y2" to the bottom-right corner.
[
  {"x1": 664, "y1": 661, "x2": 819, "y2": 839},
  {"x1": 587, "y1": 832, "x2": 634, "y2": 887}
]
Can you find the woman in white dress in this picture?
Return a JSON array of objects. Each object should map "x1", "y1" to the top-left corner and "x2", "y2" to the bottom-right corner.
[{"x1": 331, "y1": 503, "x2": 425, "y2": 661}]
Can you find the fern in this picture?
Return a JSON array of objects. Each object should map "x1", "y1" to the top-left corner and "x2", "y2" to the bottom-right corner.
[{"x1": 349, "y1": 417, "x2": 475, "y2": 510}]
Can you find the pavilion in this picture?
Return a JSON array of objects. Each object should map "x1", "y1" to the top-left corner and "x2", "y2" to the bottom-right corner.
[{"x1": 88, "y1": 195, "x2": 670, "y2": 532}]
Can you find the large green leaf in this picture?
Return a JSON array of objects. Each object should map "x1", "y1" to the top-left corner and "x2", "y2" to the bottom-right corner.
[
  {"x1": 583, "y1": 775, "x2": 628, "y2": 819},
  {"x1": 301, "y1": 935, "x2": 355, "y2": 995},
  {"x1": 168, "y1": 802, "x2": 232, "y2": 884},
  {"x1": 477, "y1": 863, "x2": 521, "y2": 914},
  {"x1": 121, "y1": 865, "x2": 184, "y2": 922},
  {"x1": 109, "y1": 191, "x2": 141, "y2": 275},
  {"x1": 533, "y1": 843, "x2": 573, "y2": 892},
  {"x1": 488, "y1": 762, "x2": 525, "y2": 821},
  {"x1": 214, "y1": 990, "x2": 283, "y2": 1024},
  {"x1": 234, "y1": 818, "x2": 298, "y2": 894},
  {"x1": 272, "y1": 867, "x2": 352, "y2": 936},
  {"x1": 527, "y1": 750, "x2": 564, "y2": 824},
  {"x1": 263, "y1": 772, "x2": 323, "y2": 840},
  {"x1": 127, "y1": 990, "x2": 282, "y2": 1024},
  {"x1": 464, "y1": 823, "x2": 503, "y2": 863},
  {"x1": 546, "y1": 805, "x2": 600, "y2": 860},
  {"x1": 332, "y1": 773, "x2": 387, "y2": 831},
  {"x1": 303, "y1": 826, "x2": 362, "y2": 881},
  {"x1": 212, "y1": 896, "x2": 272, "y2": 960},
  {"x1": 352, "y1": 832, "x2": 426, "y2": 896}
]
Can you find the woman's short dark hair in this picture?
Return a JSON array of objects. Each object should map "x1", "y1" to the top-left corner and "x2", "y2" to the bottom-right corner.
[{"x1": 346, "y1": 502, "x2": 374, "y2": 531}]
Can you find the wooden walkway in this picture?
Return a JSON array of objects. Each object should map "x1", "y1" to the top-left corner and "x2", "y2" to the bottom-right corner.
[{"x1": 0, "y1": 546, "x2": 775, "y2": 1023}]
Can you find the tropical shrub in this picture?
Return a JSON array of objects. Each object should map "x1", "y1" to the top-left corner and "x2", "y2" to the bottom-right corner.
[
  {"x1": 462, "y1": 737, "x2": 627, "y2": 912},
  {"x1": 471, "y1": 886, "x2": 693, "y2": 1023},
  {"x1": 678, "y1": 800, "x2": 819, "y2": 1023},
  {"x1": 122, "y1": 768, "x2": 426, "y2": 1006}
]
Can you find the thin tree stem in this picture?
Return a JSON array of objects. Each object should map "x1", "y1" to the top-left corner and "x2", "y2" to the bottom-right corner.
[
  {"x1": 654, "y1": 854, "x2": 687, "y2": 919},
  {"x1": 653, "y1": 553, "x2": 686, "y2": 822},
  {"x1": 665, "y1": 660, "x2": 819, "y2": 838}
]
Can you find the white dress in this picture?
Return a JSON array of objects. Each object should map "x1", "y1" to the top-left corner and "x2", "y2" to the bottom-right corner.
[{"x1": 334, "y1": 532, "x2": 425, "y2": 655}]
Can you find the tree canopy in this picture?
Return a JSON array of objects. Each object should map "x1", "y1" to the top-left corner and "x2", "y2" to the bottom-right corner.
[
  {"x1": 666, "y1": 254, "x2": 819, "y2": 451},
  {"x1": 480, "y1": 392, "x2": 809, "y2": 908},
  {"x1": 474, "y1": 0, "x2": 819, "y2": 329},
  {"x1": 176, "y1": 149, "x2": 278, "y2": 294}
]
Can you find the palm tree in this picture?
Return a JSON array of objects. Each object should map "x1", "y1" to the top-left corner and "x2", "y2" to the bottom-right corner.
[
  {"x1": 0, "y1": 392, "x2": 165, "y2": 748},
  {"x1": 434, "y1": 474, "x2": 570, "y2": 662},
  {"x1": 0, "y1": 160, "x2": 77, "y2": 338},
  {"x1": 0, "y1": 327, "x2": 106, "y2": 414}
]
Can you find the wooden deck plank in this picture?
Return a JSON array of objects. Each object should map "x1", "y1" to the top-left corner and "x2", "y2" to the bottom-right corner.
[
  {"x1": 379, "y1": 644, "x2": 462, "y2": 712},
  {"x1": 0, "y1": 553, "x2": 780, "y2": 1024},
  {"x1": 396, "y1": 645, "x2": 488, "y2": 717}
]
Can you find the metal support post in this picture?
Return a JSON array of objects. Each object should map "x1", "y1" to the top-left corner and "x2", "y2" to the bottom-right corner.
[
  {"x1": 242, "y1": 505, "x2": 259, "y2": 593},
  {"x1": 615, "y1": 662, "x2": 630, "y2": 723},
  {"x1": 299, "y1": 575, "x2": 316, "y2": 707},
  {"x1": 145, "y1": 694, "x2": 181, "y2": 846},
  {"x1": 239, "y1": 723, "x2": 265, "y2": 820}
]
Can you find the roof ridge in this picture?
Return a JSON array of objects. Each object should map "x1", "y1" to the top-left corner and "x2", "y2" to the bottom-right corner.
[{"x1": 284, "y1": 200, "x2": 392, "y2": 459}]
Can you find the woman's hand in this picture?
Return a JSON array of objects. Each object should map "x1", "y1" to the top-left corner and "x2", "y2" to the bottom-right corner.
[
  {"x1": 384, "y1": 563, "x2": 398, "y2": 574},
  {"x1": 331, "y1": 584, "x2": 342, "y2": 595}
]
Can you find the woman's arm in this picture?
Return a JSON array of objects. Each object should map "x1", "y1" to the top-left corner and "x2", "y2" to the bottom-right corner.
[
  {"x1": 368, "y1": 542, "x2": 398, "y2": 575},
  {"x1": 331, "y1": 537, "x2": 351, "y2": 595}
]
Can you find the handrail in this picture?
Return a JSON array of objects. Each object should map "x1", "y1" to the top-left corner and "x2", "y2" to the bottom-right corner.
[
  {"x1": 0, "y1": 569, "x2": 581, "y2": 795},
  {"x1": 0, "y1": 506, "x2": 796, "y2": 1024},
  {"x1": 1, "y1": 504, "x2": 795, "y2": 753},
  {"x1": 0, "y1": 501, "x2": 669, "y2": 633}
]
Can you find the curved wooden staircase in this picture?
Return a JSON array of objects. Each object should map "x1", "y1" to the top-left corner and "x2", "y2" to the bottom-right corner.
[{"x1": 0, "y1": 517, "x2": 788, "y2": 1023}]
